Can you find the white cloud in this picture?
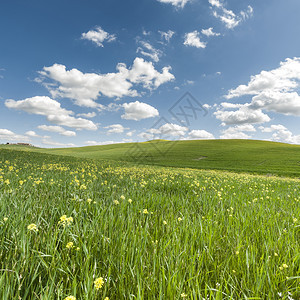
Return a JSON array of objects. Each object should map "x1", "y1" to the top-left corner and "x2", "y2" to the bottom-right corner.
[
  {"x1": 157, "y1": 123, "x2": 188, "y2": 137},
  {"x1": 260, "y1": 124, "x2": 300, "y2": 144},
  {"x1": 224, "y1": 58, "x2": 300, "y2": 116},
  {"x1": 185, "y1": 80, "x2": 194, "y2": 85},
  {"x1": 126, "y1": 130, "x2": 136, "y2": 137},
  {"x1": 81, "y1": 26, "x2": 116, "y2": 47},
  {"x1": 159, "y1": 30, "x2": 175, "y2": 42},
  {"x1": 203, "y1": 104, "x2": 212, "y2": 109},
  {"x1": 38, "y1": 125, "x2": 76, "y2": 137},
  {"x1": 76, "y1": 112, "x2": 96, "y2": 118},
  {"x1": 214, "y1": 104, "x2": 270, "y2": 125},
  {"x1": 139, "y1": 123, "x2": 188, "y2": 140},
  {"x1": 142, "y1": 30, "x2": 151, "y2": 36},
  {"x1": 85, "y1": 140, "x2": 117, "y2": 146},
  {"x1": 226, "y1": 58, "x2": 300, "y2": 100},
  {"x1": 209, "y1": 0, "x2": 253, "y2": 29},
  {"x1": 157, "y1": 0, "x2": 190, "y2": 8},
  {"x1": 5, "y1": 96, "x2": 97, "y2": 130},
  {"x1": 208, "y1": 0, "x2": 222, "y2": 8},
  {"x1": 188, "y1": 130, "x2": 215, "y2": 140},
  {"x1": 104, "y1": 124, "x2": 128, "y2": 134},
  {"x1": 201, "y1": 27, "x2": 220, "y2": 37},
  {"x1": 38, "y1": 58, "x2": 174, "y2": 107},
  {"x1": 42, "y1": 138, "x2": 75, "y2": 147},
  {"x1": 0, "y1": 129, "x2": 30, "y2": 142},
  {"x1": 137, "y1": 41, "x2": 162, "y2": 62},
  {"x1": 215, "y1": 57, "x2": 300, "y2": 126},
  {"x1": 122, "y1": 101, "x2": 159, "y2": 121},
  {"x1": 25, "y1": 131, "x2": 39, "y2": 137},
  {"x1": 122, "y1": 138, "x2": 133, "y2": 143},
  {"x1": 184, "y1": 31, "x2": 206, "y2": 48},
  {"x1": 220, "y1": 124, "x2": 256, "y2": 139},
  {"x1": 259, "y1": 124, "x2": 286, "y2": 133}
]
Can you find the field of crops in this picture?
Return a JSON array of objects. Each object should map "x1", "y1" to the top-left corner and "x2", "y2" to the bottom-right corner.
[{"x1": 1, "y1": 148, "x2": 300, "y2": 299}]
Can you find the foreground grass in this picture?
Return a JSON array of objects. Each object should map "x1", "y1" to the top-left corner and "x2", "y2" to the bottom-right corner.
[{"x1": 0, "y1": 148, "x2": 300, "y2": 299}]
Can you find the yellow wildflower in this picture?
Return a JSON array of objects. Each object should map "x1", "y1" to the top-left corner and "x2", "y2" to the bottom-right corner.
[
  {"x1": 128, "y1": 199, "x2": 132, "y2": 203},
  {"x1": 27, "y1": 223, "x2": 38, "y2": 232},
  {"x1": 143, "y1": 209, "x2": 149, "y2": 214},
  {"x1": 163, "y1": 220, "x2": 167, "y2": 225},
  {"x1": 66, "y1": 242, "x2": 74, "y2": 249},
  {"x1": 178, "y1": 217, "x2": 183, "y2": 222},
  {"x1": 87, "y1": 198, "x2": 92, "y2": 204},
  {"x1": 3, "y1": 217, "x2": 8, "y2": 222},
  {"x1": 120, "y1": 195, "x2": 125, "y2": 200},
  {"x1": 64, "y1": 296, "x2": 76, "y2": 300},
  {"x1": 58, "y1": 215, "x2": 73, "y2": 226},
  {"x1": 94, "y1": 277, "x2": 104, "y2": 290},
  {"x1": 113, "y1": 200, "x2": 119, "y2": 205}
]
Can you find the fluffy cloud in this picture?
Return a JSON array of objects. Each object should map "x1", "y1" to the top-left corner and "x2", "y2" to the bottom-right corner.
[
  {"x1": 38, "y1": 58, "x2": 174, "y2": 107},
  {"x1": 259, "y1": 124, "x2": 286, "y2": 133},
  {"x1": 188, "y1": 130, "x2": 215, "y2": 139},
  {"x1": 25, "y1": 131, "x2": 39, "y2": 137},
  {"x1": 137, "y1": 41, "x2": 162, "y2": 62},
  {"x1": 209, "y1": 0, "x2": 253, "y2": 29},
  {"x1": 226, "y1": 58, "x2": 300, "y2": 116},
  {"x1": 214, "y1": 104, "x2": 270, "y2": 125},
  {"x1": 104, "y1": 124, "x2": 128, "y2": 134},
  {"x1": 122, "y1": 101, "x2": 159, "y2": 121},
  {"x1": 227, "y1": 58, "x2": 300, "y2": 99},
  {"x1": 42, "y1": 138, "x2": 75, "y2": 147},
  {"x1": 76, "y1": 112, "x2": 96, "y2": 118},
  {"x1": 215, "y1": 58, "x2": 300, "y2": 126},
  {"x1": 81, "y1": 26, "x2": 116, "y2": 47},
  {"x1": 139, "y1": 123, "x2": 188, "y2": 140},
  {"x1": 5, "y1": 96, "x2": 97, "y2": 130},
  {"x1": 0, "y1": 129, "x2": 30, "y2": 142},
  {"x1": 126, "y1": 130, "x2": 136, "y2": 137},
  {"x1": 220, "y1": 124, "x2": 256, "y2": 139},
  {"x1": 85, "y1": 140, "x2": 117, "y2": 146},
  {"x1": 201, "y1": 27, "x2": 220, "y2": 37},
  {"x1": 38, "y1": 125, "x2": 76, "y2": 137},
  {"x1": 157, "y1": 0, "x2": 190, "y2": 8},
  {"x1": 260, "y1": 124, "x2": 300, "y2": 144},
  {"x1": 184, "y1": 31, "x2": 206, "y2": 48},
  {"x1": 159, "y1": 30, "x2": 175, "y2": 42}
]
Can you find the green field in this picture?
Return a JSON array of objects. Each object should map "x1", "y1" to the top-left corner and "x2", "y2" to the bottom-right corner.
[
  {"x1": 2, "y1": 139, "x2": 300, "y2": 177},
  {"x1": 1, "y1": 147, "x2": 300, "y2": 299}
]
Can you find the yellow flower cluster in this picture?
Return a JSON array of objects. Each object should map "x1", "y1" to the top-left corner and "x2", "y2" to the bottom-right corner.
[
  {"x1": 66, "y1": 242, "x2": 74, "y2": 249},
  {"x1": 58, "y1": 215, "x2": 73, "y2": 226},
  {"x1": 94, "y1": 277, "x2": 104, "y2": 290},
  {"x1": 64, "y1": 296, "x2": 76, "y2": 300},
  {"x1": 27, "y1": 223, "x2": 38, "y2": 232}
]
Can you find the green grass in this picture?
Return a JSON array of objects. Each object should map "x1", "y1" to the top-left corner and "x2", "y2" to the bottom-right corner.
[
  {"x1": 1, "y1": 148, "x2": 300, "y2": 299},
  {"x1": 2, "y1": 139, "x2": 300, "y2": 177}
]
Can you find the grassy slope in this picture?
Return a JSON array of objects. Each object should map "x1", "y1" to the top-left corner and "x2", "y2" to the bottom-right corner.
[{"x1": 2, "y1": 139, "x2": 300, "y2": 177}]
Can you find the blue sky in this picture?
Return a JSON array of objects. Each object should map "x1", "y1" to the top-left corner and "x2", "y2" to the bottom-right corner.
[{"x1": 1, "y1": 0, "x2": 300, "y2": 147}]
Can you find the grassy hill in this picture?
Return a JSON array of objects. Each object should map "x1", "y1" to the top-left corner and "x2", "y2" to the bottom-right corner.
[{"x1": 2, "y1": 139, "x2": 300, "y2": 177}]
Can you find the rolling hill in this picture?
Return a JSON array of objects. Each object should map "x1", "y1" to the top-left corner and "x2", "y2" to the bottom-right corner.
[{"x1": 2, "y1": 139, "x2": 300, "y2": 177}]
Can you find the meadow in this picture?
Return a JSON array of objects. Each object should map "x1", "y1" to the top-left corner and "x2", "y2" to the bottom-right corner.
[
  {"x1": 2, "y1": 139, "x2": 300, "y2": 177},
  {"x1": 1, "y1": 148, "x2": 300, "y2": 299}
]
